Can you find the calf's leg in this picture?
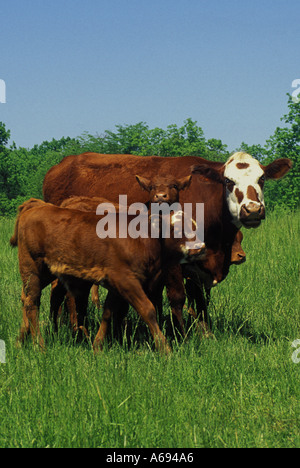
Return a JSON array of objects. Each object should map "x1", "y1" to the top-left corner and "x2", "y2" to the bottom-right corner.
[
  {"x1": 93, "y1": 292, "x2": 128, "y2": 351},
  {"x1": 18, "y1": 274, "x2": 44, "y2": 349},
  {"x1": 94, "y1": 277, "x2": 171, "y2": 354}
]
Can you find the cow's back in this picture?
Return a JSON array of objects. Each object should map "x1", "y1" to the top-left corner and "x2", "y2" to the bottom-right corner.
[{"x1": 43, "y1": 152, "x2": 219, "y2": 206}]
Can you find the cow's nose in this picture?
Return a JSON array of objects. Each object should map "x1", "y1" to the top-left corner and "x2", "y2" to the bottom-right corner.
[
  {"x1": 243, "y1": 202, "x2": 263, "y2": 215},
  {"x1": 240, "y1": 202, "x2": 265, "y2": 227},
  {"x1": 154, "y1": 193, "x2": 169, "y2": 203}
]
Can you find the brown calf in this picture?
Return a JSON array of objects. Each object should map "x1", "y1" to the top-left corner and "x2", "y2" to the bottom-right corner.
[
  {"x1": 11, "y1": 187, "x2": 205, "y2": 353},
  {"x1": 136, "y1": 174, "x2": 192, "y2": 205}
]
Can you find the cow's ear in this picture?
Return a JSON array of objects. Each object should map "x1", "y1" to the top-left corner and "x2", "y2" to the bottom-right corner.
[
  {"x1": 177, "y1": 175, "x2": 192, "y2": 191},
  {"x1": 262, "y1": 158, "x2": 293, "y2": 180},
  {"x1": 191, "y1": 164, "x2": 224, "y2": 184},
  {"x1": 136, "y1": 175, "x2": 152, "y2": 191}
]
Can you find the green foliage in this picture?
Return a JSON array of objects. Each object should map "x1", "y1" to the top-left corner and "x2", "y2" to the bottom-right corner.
[
  {"x1": 0, "y1": 130, "x2": 81, "y2": 215},
  {"x1": 79, "y1": 119, "x2": 229, "y2": 160},
  {"x1": 0, "y1": 95, "x2": 299, "y2": 216}
]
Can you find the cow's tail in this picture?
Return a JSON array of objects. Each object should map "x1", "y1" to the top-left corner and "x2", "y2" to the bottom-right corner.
[{"x1": 10, "y1": 198, "x2": 46, "y2": 247}]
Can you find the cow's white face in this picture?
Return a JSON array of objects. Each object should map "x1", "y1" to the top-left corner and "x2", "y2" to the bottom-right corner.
[
  {"x1": 192, "y1": 151, "x2": 292, "y2": 229},
  {"x1": 224, "y1": 152, "x2": 266, "y2": 228}
]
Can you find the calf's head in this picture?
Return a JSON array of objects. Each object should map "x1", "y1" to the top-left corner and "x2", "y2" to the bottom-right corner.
[
  {"x1": 136, "y1": 174, "x2": 206, "y2": 263},
  {"x1": 192, "y1": 152, "x2": 292, "y2": 228},
  {"x1": 136, "y1": 174, "x2": 192, "y2": 205},
  {"x1": 231, "y1": 230, "x2": 246, "y2": 265}
]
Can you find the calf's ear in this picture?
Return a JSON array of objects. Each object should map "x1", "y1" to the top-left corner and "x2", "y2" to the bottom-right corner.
[
  {"x1": 262, "y1": 158, "x2": 293, "y2": 180},
  {"x1": 191, "y1": 164, "x2": 224, "y2": 185},
  {"x1": 136, "y1": 175, "x2": 152, "y2": 192}
]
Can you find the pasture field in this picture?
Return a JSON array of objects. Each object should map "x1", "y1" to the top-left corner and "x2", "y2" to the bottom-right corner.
[{"x1": 0, "y1": 209, "x2": 299, "y2": 448}]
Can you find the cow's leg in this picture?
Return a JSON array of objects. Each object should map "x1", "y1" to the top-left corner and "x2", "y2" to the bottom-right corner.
[
  {"x1": 186, "y1": 280, "x2": 213, "y2": 338},
  {"x1": 185, "y1": 277, "x2": 196, "y2": 317},
  {"x1": 112, "y1": 296, "x2": 129, "y2": 343},
  {"x1": 50, "y1": 279, "x2": 67, "y2": 332},
  {"x1": 91, "y1": 284, "x2": 101, "y2": 309},
  {"x1": 50, "y1": 280, "x2": 79, "y2": 333},
  {"x1": 165, "y1": 265, "x2": 186, "y2": 336},
  {"x1": 93, "y1": 292, "x2": 114, "y2": 351},
  {"x1": 64, "y1": 292, "x2": 78, "y2": 332},
  {"x1": 198, "y1": 287, "x2": 212, "y2": 336},
  {"x1": 57, "y1": 276, "x2": 92, "y2": 340},
  {"x1": 68, "y1": 281, "x2": 91, "y2": 340},
  {"x1": 93, "y1": 292, "x2": 128, "y2": 351}
]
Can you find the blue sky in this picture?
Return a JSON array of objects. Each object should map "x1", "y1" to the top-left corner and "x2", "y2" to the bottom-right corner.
[{"x1": 0, "y1": 0, "x2": 299, "y2": 151}]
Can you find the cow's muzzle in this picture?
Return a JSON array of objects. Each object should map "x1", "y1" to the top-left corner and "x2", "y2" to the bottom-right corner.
[{"x1": 240, "y1": 202, "x2": 265, "y2": 228}]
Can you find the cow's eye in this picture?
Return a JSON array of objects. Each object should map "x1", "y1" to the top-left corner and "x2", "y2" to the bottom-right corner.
[
  {"x1": 225, "y1": 178, "x2": 235, "y2": 185},
  {"x1": 170, "y1": 184, "x2": 178, "y2": 190},
  {"x1": 259, "y1": 175, "x2": 265, "y2": 183}
]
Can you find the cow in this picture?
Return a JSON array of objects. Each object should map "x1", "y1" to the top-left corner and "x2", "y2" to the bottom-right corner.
[
  {"x1": 43, "y1": 151, "x2": 292, "y2": 332},
  {"x1": 43, "y1": 151, "x2": 291, "y2": 229},
  {"x1": 11, "y1": 177, "x2": 204, "y2": 353}
]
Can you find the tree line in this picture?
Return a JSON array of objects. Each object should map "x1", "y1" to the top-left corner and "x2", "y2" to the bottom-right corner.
[{"x1": 0, "y1": 94, "x2": 299, "y2": 216}]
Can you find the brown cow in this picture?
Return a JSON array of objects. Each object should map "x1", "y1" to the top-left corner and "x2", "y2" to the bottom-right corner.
[
  {"x1": 11, "y1": 184, "x2": 204, "y2": 353},
  {"x1": 43, "y1": 152, "x2": 292, "y2": 229},
  {"x1": 43, "y1": 151, "x2": 292, "y2": 332}
]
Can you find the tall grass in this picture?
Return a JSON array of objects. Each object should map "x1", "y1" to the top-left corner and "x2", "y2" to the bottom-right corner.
[{"x1": 0, "y1": 210, "x2": 299, "y2": 448}]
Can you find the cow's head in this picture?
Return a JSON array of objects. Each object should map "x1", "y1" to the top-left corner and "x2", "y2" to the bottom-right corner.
[
  {"x1": 192, "y1": 152, "x2": 292, "y2": 228},
  {"x1": 136, "y1": 174, "x2": 192, "y2": 205}
]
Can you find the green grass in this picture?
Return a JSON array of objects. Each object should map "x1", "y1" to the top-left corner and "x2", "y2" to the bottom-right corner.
[{"x1": 0, "y1": 210, "x2": 299, "y2": 448}]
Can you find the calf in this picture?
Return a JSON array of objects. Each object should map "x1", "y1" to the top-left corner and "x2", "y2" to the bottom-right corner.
[
  {"x1": 11, "y1": 178, "x2": 204, "y2": 353},
  {"x1": 136, "y1": 174, "x2": 192, "y2": 205},
  {"x1": 184, "y1": 229, "x2": 246, "y2": 335}
]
